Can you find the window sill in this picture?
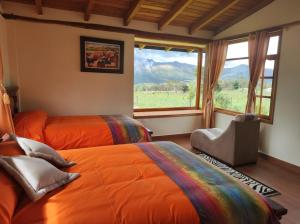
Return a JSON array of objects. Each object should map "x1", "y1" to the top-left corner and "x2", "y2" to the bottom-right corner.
[
  {"x1": 134, "y1": 109, "x2": 202, "y2": 119},
  {"x1": 214, "y1": 108, "x2": 273, "y2": 124}
]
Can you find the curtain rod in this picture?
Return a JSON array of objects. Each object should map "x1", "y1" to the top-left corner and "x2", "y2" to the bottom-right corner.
[{"x1": 215, "y1": 20, "x2": 300, "y2": 41}]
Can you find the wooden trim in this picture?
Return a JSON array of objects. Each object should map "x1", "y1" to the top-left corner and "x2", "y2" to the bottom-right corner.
[
  {"x1": 189, "y1": 0, "x2": 240, "y2": 34},
  {"x1": 133, "y1": 110, "x2": 202, "y2": 119},
  {"x1": 259, "y1": 152, "x2": 300, "y2": 175},
  {"x1": 195, "y1": 49, "x2": 202, "y2": 108},
  {"x1": 84, "y1": 0, "x2": 95, "y2": 21},
  {"x1": 124, "y1": 0, "x2": 144, "y2": 26},
  {"x1": 1, "y1": 13, "x2": 209, "y2": 45},
  {"x1": 158, "y1": 0, "x2": 192, "y2": 30},
  {"x1": 214, "y1": 0, "x2": 275, "y2": 35},
  {"x1": 152, "y1": 133, "x2": 191, "y2": 139},
  {"x1": 34, "y1": 0, "x2": 43, "y2": 15},
  {"x1": 134, "y1": 41, "x2": 202, "y2": 51},
  {"x1": 134, "y1": 107, "x2": 199, "y2": 112}
]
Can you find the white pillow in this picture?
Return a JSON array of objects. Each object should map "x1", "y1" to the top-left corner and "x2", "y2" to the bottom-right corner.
[
  {"x1": 15, "y1": 136, "x2": 75, "y2": 168},
  {"x1": 0, "y1": 156, "x2": 80, "y2": 201}
]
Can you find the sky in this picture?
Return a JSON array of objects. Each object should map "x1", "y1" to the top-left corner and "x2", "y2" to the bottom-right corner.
[{"x1": 135, "y1": 35, "x2": 279, "y2": 69}]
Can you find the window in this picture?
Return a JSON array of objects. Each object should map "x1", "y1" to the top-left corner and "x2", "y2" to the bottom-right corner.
[
  {"x1": 214, "y1": 40, "x2": 250, "y2": 113},
  {"x1": 255, "y1": 33, "x2": 281, "y2": 121},
  {"x1": 134, "y1": 45, "x2": 204, "y2": 110},
  {"x1": 215, "y1": 32, "x2": 281, "y2": 122}
]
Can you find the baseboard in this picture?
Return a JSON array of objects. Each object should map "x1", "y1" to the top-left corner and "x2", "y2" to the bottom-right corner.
[
  {"x1": 152, "y1": 133, "x2": 191, "y2": 139},
  {"x1": 259, "y1": 152, "x2": 300, "y2": 175}
]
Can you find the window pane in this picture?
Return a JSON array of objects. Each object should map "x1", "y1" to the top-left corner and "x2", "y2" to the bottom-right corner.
[
  {"x1": 262, "y1": 79, "x2": 273, "y2": 96},
  {"x1": 264, "y1": 59, "x2": 275, "y2": 77},
  {"x1": 134, "y1": 48, "x2": 198, "y2": 109},
  {"x1": 261, "y1": 98, "x2": 271, "y2": 116},
  {"x1": 215, "y1": 59, "x2": 249, "y2": 112},
  {"x1": 227, "y1": 41, "x2": 248, "y2": 59},
  {"x1": 267, "y1": 36, "x2": 279, "y2": 55},
  {"x1": 200, "y1": 52, "x2": 206, "y2": 108},
  {"x1": 256, "y1": 78, "x2": 262, "y2": 94},
  {"x1": 255, "y1": 97, "x2": 261, "y2": 114}
]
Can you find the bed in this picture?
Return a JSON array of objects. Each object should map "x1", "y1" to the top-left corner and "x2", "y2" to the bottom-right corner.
[
  {"x1": 1, "y1": 141, "x2": 281, "y2": 224},
  {"x1": 13, "y1": 110, "x2": 151, "y2": 150}
]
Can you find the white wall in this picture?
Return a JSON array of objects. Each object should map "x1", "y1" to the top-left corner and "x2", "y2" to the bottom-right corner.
[
  {"x1": 215, "y1": 0, "x2": 300, "y2": 166},
  {"x1": 7, "y1": 20, "x2": 134, "y2": 116},
  {"x1": 138, "y1": 116, "x2": 202, "y2": 137}
]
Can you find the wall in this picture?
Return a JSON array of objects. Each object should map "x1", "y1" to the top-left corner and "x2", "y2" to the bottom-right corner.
[
  {"x1": 7, "y1": 20, "x2": 134, "y2": 116},
  {"x1": 214, "y1": 0, "x2": 300, "y2": 166},
  {"x1": 0, "y1": 4, "x2": 10, "y2": 85},
  {"x1": 3, "y1": 2, "x2": 202, "y2": 134}
]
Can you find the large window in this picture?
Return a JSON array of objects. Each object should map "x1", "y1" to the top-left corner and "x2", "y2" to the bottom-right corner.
[
  {"x1": 134, "y1": 46, "x2": 204, "y2": 110},
  {"x1": 255, "y1": 33, "x2": 281, "y2": 121},
  {"x1": 215, "y1": 32, "x2": 281, "y2": 122},
  {"x1": 214, "y1": 40, "x2": 249, "y2": 113}
]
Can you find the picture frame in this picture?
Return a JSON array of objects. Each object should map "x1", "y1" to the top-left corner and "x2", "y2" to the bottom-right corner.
[{"x1": 80, "y1": 36, "x2": 124, "y2": 74}]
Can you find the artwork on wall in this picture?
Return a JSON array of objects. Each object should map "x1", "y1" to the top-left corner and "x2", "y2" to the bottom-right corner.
[{"x1": 80, "y1": 36, "x2": 124, "y2": 74}]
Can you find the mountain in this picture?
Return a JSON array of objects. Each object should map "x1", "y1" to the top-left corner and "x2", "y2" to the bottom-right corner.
[
  {"x1": 134, "y1": 58, "x2": 197, "y2": 84},
  {"x1": 134, "y1": 58, "x2": 273, "y2": 84}
]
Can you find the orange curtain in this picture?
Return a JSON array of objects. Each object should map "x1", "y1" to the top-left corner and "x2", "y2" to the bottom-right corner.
[
  {"x1": 0, "y1": 47, "x2": 15, "y2": 135},
  {"x1": 202, "y1": 40, "x2": 228, "y2": 128},
  {"x1": 245, "y1": 31, "x2": 269, "y2": 113}
]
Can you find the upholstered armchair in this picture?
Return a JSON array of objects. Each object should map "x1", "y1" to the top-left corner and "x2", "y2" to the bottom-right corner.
[{"x1": 191, "y1": 114, "x2": 260, "y2": 166}]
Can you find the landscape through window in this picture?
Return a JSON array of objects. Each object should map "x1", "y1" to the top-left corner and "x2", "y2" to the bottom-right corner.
[
  {"x1": 215, "y1": 34, "x2": 281, "y2": 120},
  {"x1": 134, "y1": 47, "x2": 202, "y2": 109}
]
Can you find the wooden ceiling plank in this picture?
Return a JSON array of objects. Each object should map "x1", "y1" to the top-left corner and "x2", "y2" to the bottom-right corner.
[
  {"x1": 158, "y1": 0, "x2": 193, "y2": 30},
  {"x1": 35, "y1": 0, "x2": 43, "y2": 15},
  {"x1": 214, "y1": 0, "x2": 275, "y2": 35},
  {"x1": 124, "y1": 0, "x2": 145, "y2": 26},
  {"x1": 84, "y1": 0, "x2": 95, "y2": 21},
  {"x1": 189, "y1": 0, "x2": 241, "y2": 34}
]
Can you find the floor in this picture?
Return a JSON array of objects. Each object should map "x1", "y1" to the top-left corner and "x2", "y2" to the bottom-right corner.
[{"x1": 153, "y1": 135, "x2": 300, "y2": 224}]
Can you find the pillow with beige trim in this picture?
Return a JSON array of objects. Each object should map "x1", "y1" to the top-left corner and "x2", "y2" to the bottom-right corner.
[
  {"x1": 14, "y1": 136, "x2": 75, "y2": 168},
  {"x1": 0, "y1": 156, "x2": 80, "y2": 201}
]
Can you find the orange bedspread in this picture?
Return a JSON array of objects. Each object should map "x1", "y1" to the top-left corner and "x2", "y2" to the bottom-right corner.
[
  {"x1": 14, "y1": 111, "x2": 151, "y2": 150},
  {"x1": 12, "y1": 143, "x2": 199, "y2": 224}
]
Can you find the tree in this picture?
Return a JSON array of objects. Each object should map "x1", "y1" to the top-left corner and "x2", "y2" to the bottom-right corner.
[
  {"x1": 233, "y1": 81, "x2": 240, "y2": 90},
  {"x1": 215, "y1": 82, "x2": 222, "y2": 92},
  {"x1": 182, "y1": 84, "x2": 189, "y2": 93}
]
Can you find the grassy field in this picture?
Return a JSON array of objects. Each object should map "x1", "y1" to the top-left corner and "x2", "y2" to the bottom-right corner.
[
  {"x1": 134, "y1": 91, "x2": 196, "y2": 108},
  {"x1": 215, "y1": 89, "x2": 270, "y2": 115},
  {"x1": 134, "y1": 89, "x2": 270, "y2": 116}
]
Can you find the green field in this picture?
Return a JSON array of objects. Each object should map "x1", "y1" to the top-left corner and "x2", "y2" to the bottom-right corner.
[
  {"x1": 134, "y1": 88, "x2": 270, "y2": 116},
  {"x1": 134, "y1": 91, "x2": 196, "y2": 108},
  {"x1": 214, "y1": 89, "x2": 270, "y2": 115}
]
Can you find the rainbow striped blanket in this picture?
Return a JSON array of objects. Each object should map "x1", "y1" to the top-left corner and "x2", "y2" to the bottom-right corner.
[
  {"x1": 101, "y1": 115, "x2": 151, "y2": 144},
  {"x1": 138, "y1": 141, "x2": 279, "y2": 224}
]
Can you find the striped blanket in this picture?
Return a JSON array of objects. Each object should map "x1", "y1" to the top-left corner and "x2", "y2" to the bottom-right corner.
[
  {"x1": 101, "y1": 115, "x2": 151, "y2": 144},
  {"x1": 138, "y1": 141, "x2": 279, "y2": 224}
]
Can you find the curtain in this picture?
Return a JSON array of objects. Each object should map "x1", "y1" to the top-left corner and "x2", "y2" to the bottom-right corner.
[
  {"x1": 245, "y1": 31, "x2": 269, "y2": 113},
  {"x1": 0, "y1": 47, "x2": 15, "y2": 135},
  {"x1": 202, "y1": 40, "x2": 228, "y2": 128}
]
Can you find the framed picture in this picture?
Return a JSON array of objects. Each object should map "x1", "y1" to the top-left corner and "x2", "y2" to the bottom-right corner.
[{"x1": 80, "y1": 36, "x2": 124, "y2": 74}]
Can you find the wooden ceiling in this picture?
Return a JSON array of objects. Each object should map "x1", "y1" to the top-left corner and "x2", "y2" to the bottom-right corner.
[{"x1": 4, "y1": 0, "x2": 274, "y2": 35}]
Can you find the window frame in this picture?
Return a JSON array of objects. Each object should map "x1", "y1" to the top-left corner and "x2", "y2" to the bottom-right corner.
[
  {"x1": 214, "y1": 31, "x2": 282, "y2": 124},
  {"x1": 133, "y1": 44, "x2": 204, "y2": 112}
]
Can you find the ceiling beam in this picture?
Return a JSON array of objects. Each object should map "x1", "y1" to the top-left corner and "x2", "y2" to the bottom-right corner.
[
  {"x1": 34, "y1": 0, "x2": 43, "y2": 15},
  {"x1": 189, "y1": 0, "x2": 240, "y2": 34},
  {"x1": 84, "y1": 0, "x2": 95, "y2": 21},
  {"x1": 158, "y1": 0, "x2": 193, "y2": 30},
  {"x1": 124, "y1": 0, "x2": 144, "y2": 26},
  {"x1": 214, "y1": 0, "x2": 275, "y2": 35}
]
